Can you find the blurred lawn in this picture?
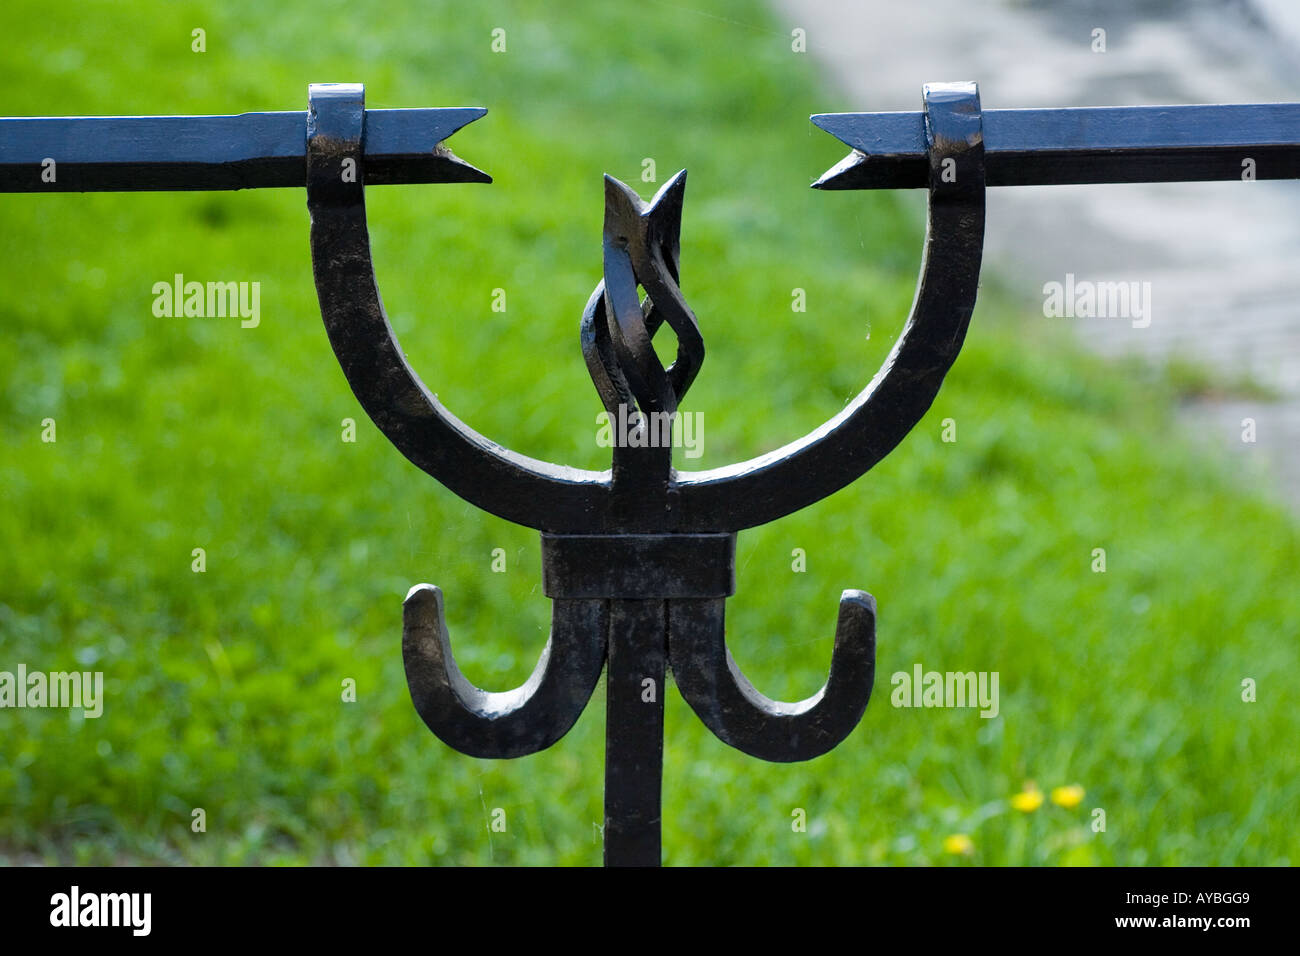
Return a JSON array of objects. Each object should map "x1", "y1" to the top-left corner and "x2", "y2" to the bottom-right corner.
[{"x1": 1, "y1": 0, "x2": 1297, "y2": 865}]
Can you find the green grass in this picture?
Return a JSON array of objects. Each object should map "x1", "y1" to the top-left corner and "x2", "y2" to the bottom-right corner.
[{"x1": 1, "y1": 0, "x2": 1297, "y2": 866}]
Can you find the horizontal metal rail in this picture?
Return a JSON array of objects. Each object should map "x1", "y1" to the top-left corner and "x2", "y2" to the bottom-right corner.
[
  {"x1": 0, "y1": 108, "x2": 489, "y2": 191},
  {"x1": 6, "y1": 101, "x2": 1296, "y2": 193},
  {"x1": 813, "y1": 102, "x2": 1300, "y2": 188}
]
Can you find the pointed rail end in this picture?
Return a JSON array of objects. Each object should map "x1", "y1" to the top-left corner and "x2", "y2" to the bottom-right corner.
[
  {"x1": 430, "y1": 145, "x2": 493, "y2": 184},
  {"x1": 359, "y1": 102, "x2": 494, "y2": 185},
  {"x1": 428, "y1": 107, "x2": 492, "y2": 184},
  {"x1": 811, "y1": 149, "x2": 871, "y2": 189},
  {"x1": 809, "y1": 111, "x2": 928, "y2": 189}
]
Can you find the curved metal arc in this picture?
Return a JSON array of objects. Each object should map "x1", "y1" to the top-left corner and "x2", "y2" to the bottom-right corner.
[
  {"x1": 673, "y1": 82, "x2": 986, "y2": 532},
  {"x1": 306, "y1": 81, "x2": 986, "y2": 535},
  {"x1": 402, "y1": 585, "x2": 608, "y2": 759},
  {"x1": 305, "y1": 83, "x2": 608, "y2": 533},
  {"x1": 668, "y1": 590, "x2": 877, "y2": 762}
]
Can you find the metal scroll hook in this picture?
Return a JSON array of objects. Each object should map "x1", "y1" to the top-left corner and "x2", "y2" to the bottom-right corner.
[
  {"x1": 667, "y1": 592, "x2": 877, "y2": 762},
  {"x1": 401, "y1": 585, "x2": 607, "y2": 759}
]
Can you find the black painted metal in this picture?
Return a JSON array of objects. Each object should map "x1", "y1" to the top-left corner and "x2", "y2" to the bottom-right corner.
[
  {"x1": 306, "y1": 80, "x2": 984, "y2": 864},
  {"x1": 669, "y1": 593, "x2": 877, "y2": 762},
  {"x1": 604, "y1": 599, "x2": 667, "y2": 865},
  {"x1": 8, "y1": 97, "x2": 1294, "y2": 194},
  {"x1": 402, "y1": 585, "x2": 607, "y2": 760},
  {"x1": 0, "y1": 105, "x2": 490, "y2": 191},
  {"x1": 814, "y1": 102, "x2": 1300, "y2": 189},
  {"x1": 5, "y1": 78, "x2": 1296, "y2": 864}
]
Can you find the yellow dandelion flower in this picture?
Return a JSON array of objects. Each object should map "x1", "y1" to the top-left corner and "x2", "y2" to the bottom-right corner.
[
  {"x1": 943, "y1": 833, "x2": 974, "y2": 855},
  {"x1": 1051, "y1": 784, "x2": 1086, "y2": 808},
  {"x1": 1010, "y1": 785, "x2": 1044, "y2": 812}
]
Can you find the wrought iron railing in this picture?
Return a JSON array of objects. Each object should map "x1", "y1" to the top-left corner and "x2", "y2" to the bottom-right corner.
[{"x1": 4, "y1": 80, "x2": 1296, "y2": 865}]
